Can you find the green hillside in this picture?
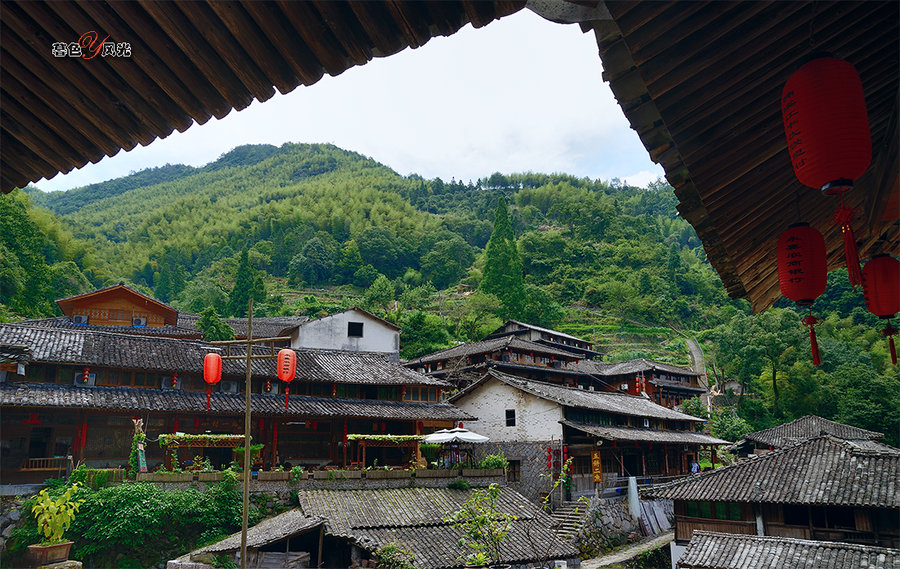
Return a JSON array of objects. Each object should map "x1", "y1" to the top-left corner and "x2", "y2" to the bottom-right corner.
[{"x1": 3, "y1": 143, "x2": 895, "y2": 442}]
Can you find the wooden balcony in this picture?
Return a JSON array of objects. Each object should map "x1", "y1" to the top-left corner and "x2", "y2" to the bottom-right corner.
[
  {"x1": 21, "y1": 457, "x2": 69, "y2": 471},
  {"x1": 675, "y1": 515, "x2": 756, "y2": 543}
]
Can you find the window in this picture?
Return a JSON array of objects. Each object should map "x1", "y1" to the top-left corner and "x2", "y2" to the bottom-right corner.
[
  {"x1": 507, "y1": 460, "x2": 521, "y2": 482},
  {"x1": 348, "y1": 322, "x2": 364, "y2": 337},
  {"x1": 783, "y1": 504, "x2": 808, "y2": 526},
  {"x1": 505, "y1": 409, "x2": 516, "y2": 427}
]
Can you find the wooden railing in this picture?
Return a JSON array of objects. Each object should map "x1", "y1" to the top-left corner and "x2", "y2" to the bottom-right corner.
[
  {"x1": 674, "y1": 515, "x2": 756, "y2": 542},
  {"x1": 22, "y1": 457, "x2": 69, "y2": 471}
]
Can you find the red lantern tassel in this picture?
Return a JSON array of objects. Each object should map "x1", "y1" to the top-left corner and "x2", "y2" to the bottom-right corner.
[
  {"x1": 284, "y1": 385, "x2": 290, "y2": 410},
  {"x1": 833, "y1": 202, "x2": 862, "y2": 287},
  {"x1": 803, "y1": 313, "x2": 822, "y2": 366},
  {"x1": 883, "y1": 324, "x2": 898, "y2": 366},
  {"x1": 206, "y1": 388, "x2": 211, "y2": 412}
]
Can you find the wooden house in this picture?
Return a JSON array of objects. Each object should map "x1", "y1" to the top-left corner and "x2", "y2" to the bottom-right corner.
[
  {"x1": 642, "y1": 435, "x2": 900, "y2": 568},
  {"x1": 450, "y1": 370, "x2": 726, "y2": 502},
  {"x1": 405, "y1": 335, "x2": 593, "y2": 389},
  {"x1": 575, "y1": 359, "x2": 706, "y2": 410},
  {"x1": 485, "y1": 320, "x2": 602, "y2": 359},
  {"x1": 0, "y1": 319, "x2": 466, "y2": 483},
  {"x1": 733, "y1": 414, "x2": 884, "y2": 457}
]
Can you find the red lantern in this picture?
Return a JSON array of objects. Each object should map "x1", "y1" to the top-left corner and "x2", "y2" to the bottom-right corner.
[
  {"x1": 778, "y1": 224, "x2": 827, "y2": 365},
  {"x1": 276, "y1": 349, "x2": 296, "y2": 409},
  {"x1": 203, "y1": 353, "x2": 222, "y2": 411},
  {"x1": 782, "y1": 55, "x2": 871, "y2": 286},
  {"x1": 862, "y1": 255, "x2": 900, "y2": 365}
]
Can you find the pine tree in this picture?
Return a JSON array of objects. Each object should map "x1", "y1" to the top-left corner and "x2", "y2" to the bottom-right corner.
[
  {"x1": 228, "y1": 250, "x2": 255, "y2": 317},
  {"x1": 196, "y1": 306, "x2": 235, "y2": 341},
  {"x1": 480, "y1": 197, "x2": 525, "y2": 319}
]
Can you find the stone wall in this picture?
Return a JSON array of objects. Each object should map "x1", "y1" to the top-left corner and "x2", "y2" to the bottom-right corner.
[
  {"x1": 0, "y1": 497, "x2": 25, "y2": 558},
  {"x1": 475, "y1": 441, "x2": 553, "y2": 502},
  {"x1": 574, "y1": 496, "x2": 673, "y2": 557}
]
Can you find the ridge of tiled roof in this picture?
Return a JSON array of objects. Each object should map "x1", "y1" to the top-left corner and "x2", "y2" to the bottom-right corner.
[
  {"x1": 296, "y1": 487, "x2": 578, "y2": 568},
  {"x1": 177, "y1": 313, "x2": 310, "y2": 338},
  {"x1": 742, "y1": 414, "x2": 884, "y2": 448},
  {"x1": 573, "y1": 358, "x2": 698, "y2": 377},
  {"x1": 15, "y1": 317, "x2": 202, "y2": 338},
  {"x1": 0, "y1": 323, "x2": 446, "y2": 386},
  {"x1": 0, "y1": 344, "x2": 31, "y2": 364},
  {"x1": 493, "y1": 320, "x2": 593, "y2": 345},
  {"x1": 561, "y1": 421, "x2": 729, "y2": 445},
  {"x1": 0, "y1": 382, "x2": 472, "y2": 421},
  {"x1": 641, "y1": 435, "x2": 900, "y2": 508},
  {"x1": 679, "y1": 531, "x2": 900, "y2": 569},
  {"x1": 452, "y1": 370, "x2": 706, "y2": 423},
  {"x1": 406, "y1": 336, "x2": 579, "y2": 366}
]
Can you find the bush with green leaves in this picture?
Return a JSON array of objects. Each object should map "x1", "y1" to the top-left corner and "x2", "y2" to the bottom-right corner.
[
  {"x1": 444, "y1": 483, "x2": 516, "y2": 566},
  {"x1": 476, "y1": 452, "x2": 508, "y2": 470}
]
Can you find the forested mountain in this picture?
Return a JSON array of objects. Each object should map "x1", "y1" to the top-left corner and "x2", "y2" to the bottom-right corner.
[{"x1": 2, "y1": 143, "x2": 896, "y2": 443}]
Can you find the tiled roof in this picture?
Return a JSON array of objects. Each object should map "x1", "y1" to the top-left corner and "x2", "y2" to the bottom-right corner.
[
  {"x1": 0, "y1": 382, "x2": 473, "y2": 421},
  {"x1": 199, "y1": 510, "x2": 324, "y2": 553},
  {"x1": 561, "y1": 421, "x2": 729, "y2": 446},
  {"x1": 574, "y1": 358, "x2": 699, "y2": 378},
  {"x1": 649, "y1": 378, "x2": 706, "y2": 392},
  {"x1": 177, "y1": 313, "x2": 309, "y2": 338},
  {"x1": 454, "y1": 370, "x2": 705, "y2": 423},
  {"x1": 296, "y1": 487, "x2": 578, "y2": 568},
  {"x1": 0, "y1": 324, "x2": 446, "y2": 386},
  {"x1": 488, "y1": 320, "x2": 593, "y2": 345},
  {"x1": 677, "y1": 531, "x2": 900, "y2": 569},
  {"x1": 14, "y1": 317, "x2": 202, "y2": 338},
  {"x1": 742, "y1": 415, "x2": 884, "y2": 448},
  {"x1": 642, "y1": 435, "x2": 900, "y2": 508},
  {"x1": 406, "y1": 336, "x2": 579, "y2": 365},
  {"x1": 297, "y1": 307, "x2": 401, "y2": 331},
  {"x1": 0, "y1": 344, "x2": 31, "y2": 364}
]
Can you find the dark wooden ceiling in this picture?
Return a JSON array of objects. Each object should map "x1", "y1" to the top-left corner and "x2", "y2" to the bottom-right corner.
[
  {"x1": 592, "y1": 1, "x2": 899, "y2": 311},
  {"x1": 0, "y1": 0, "x2": 525, "y2": 194}
]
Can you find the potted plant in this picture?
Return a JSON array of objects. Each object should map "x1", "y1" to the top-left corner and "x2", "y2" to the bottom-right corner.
[
  {"x1": 463, "y1": 453, "x2": 508, "y2": 477},
  {"x1": 27, "y1": 482, "x2": 84, "y2": 565},
  {"x1": 258, "y1": 465, "x2": 290, "y2": 481}
]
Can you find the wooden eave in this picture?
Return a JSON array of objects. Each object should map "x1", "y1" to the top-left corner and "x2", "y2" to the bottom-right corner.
[
  {"x1": 592, "y1": 1, "x2": 899, "y2": 311},
  {"x1": 0, "y1": 0, "x2": 526, "y2": 194}
]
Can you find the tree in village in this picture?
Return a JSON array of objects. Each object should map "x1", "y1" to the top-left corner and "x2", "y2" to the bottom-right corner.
[
  {"x1": 480, "y1": 197, "x2": 525, "y2": 319},
  {"x1": 196, "y1": 306, "x2": 235, "y2": 341},
  {"x1": 364, "y1": 274, "x2": 395, "y2": 317},
  {"x1": 227, "y1": 249, "x2": 265, "y2": 317}
]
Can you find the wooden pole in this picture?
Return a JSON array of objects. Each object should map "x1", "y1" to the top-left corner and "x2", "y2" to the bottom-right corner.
[
  {"x1": 317, "y1": 524, "x2": 324, "y2": 568},
  {"x1": 241, "y1": 298, "x2": 253, "y2": 569}
]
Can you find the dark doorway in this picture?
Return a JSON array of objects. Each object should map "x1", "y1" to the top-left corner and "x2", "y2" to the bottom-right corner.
[{"x1": 28, "y1": 428, "x2": 51, "y2": 458}]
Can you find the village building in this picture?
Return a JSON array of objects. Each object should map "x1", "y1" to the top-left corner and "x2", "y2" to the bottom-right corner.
[
  {"x1": 675, "y1": 531, "x2": 900, "y2": 569},
  {"x1": 0, "y1": 288, "x2": 465, "y2": 484},
  {"x1": 732, "y1": 414, "x2": 884, "y2": 457},
  {"x1": 450, "y1": 370, "x2": 727, "y2": 502},
  {"x1": 485, "y1": 320, "x2": 602, "y2": 359},
  {"x1": 642, "y1": 435, "x2": 900, "y2": 568},
  {"x1": 574, "y1": 359, "x2": 706, "y2": 410},
  {"x1": 288, "y1": 307, "x2": 401, "y2": 362},
  {"x1": 405, "y1": 335, "x2": 593, "y2": 389}
]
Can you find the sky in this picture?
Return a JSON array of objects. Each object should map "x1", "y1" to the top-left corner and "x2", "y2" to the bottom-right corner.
[{"x1": 34, "y1": 9, "x2": 664, "y2": 193}]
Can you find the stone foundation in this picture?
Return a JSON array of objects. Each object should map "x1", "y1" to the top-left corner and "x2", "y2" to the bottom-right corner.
[{"x1": 574, "y1": 496, "x2": 673, "y2": 557}]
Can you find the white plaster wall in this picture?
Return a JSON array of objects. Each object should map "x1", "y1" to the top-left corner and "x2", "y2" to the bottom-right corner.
[
  {"x1": 291, "y1": 310, "x2": 399, "y2": 355},
  {"x1": 669, "y1": 542, "x2": 687, "y2": 569},
  {"x1": 454, "y1": 379, "x2": 563, "y2": 442}
]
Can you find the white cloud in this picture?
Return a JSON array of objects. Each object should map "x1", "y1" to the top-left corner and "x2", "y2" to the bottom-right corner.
[{"x1": 35, "y1": 10, "x2": 660, "y2": 192}]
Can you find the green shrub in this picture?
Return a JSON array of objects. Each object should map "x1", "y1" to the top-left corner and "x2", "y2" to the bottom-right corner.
[
  {"x1": 448, "y1": 479, "x2": 471, "y2": 491},
  {"x1": 477, "y1": 452, "x2": 508, "y2": 470}
]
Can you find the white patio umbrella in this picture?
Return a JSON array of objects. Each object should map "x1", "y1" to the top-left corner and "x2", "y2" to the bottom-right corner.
[{"x1": 422, "y1": 427, "x2": 490, "y2": 444}]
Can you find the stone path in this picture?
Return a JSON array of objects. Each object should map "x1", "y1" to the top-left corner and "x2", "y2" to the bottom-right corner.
[{"x1": 580, "y1": 532, "x2": 674, "y2": 569}]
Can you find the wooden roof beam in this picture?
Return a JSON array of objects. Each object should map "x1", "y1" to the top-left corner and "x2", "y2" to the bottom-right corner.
[
  {"x1": 0, "y1": 113, "x2": 73, "y2": 175},
  {"x1": 242, "y1": 1, "x2": 326, "y2": 87},
  {"x1": 275, "y1": 0, "x2": 352, "y2": 79}
]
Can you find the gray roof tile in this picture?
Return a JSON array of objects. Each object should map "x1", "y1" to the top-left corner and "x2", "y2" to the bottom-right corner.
[
  {"x1": 678, "y1": 531, "x2": 900, "y2": 569},
  {"x1": 642, "y1": 435, "x2": 900, "y2": 508},
  {"x1": 407, "y1": 336, "x2": 579, "y2": 365},
  {"x1": 455, "y1": 370, "x2": 706, "y2": 423},
  {"x1": 574, "y1": 358, "x2": 699, "y2": 378},
  {"x1": 0, "y1": 382, "x2": 472, "y2": 421},
  {"x1": 297, "y1": 487, "x2": 578, "y2": 568},
  {"x1": 562, "y1": 421, "x2": 728, "y2": 445},
  {"x1": 743, "y1": 415, "x2": 883, "y2": 448}
]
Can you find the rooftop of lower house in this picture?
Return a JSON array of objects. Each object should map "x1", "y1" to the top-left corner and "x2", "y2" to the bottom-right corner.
[
  {"x1": 406, "y1": 335, "x2": 580, "y2": 367},
  {"x1": 574, "y1": 358, "x2": 700, "y2": 379},
  {"x1": 741, "y1": 414, "x2": 884, "y2": 449},
  {"x1": 642, "y1": 435, "x2": 900, "y2": 509},
  {"x1": 561, "y1": 420, "x2": 728, "y2": 446},
  {"x1": 295, "y1": 486, "x2": 579, "y2": 568},
  {"x1": 678, "y1": 531, "x2": 900, "y2": 569}
]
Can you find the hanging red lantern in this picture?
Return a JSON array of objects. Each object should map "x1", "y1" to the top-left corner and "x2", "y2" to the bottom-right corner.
[
  {"x1": 777, "y1": 224, "x2": 828, "y2": 365},
  {"x1": 862, "y1": 255, "x2": 900, "y2": 365},
  {"x1": 782, "y1": 55, "x2": 871, "y2": 286},
  {"x1": 203, "y1": 353, "x2": 222, "y2": 411},
  {"x1": 276, "y1": 349, "x2": 296, "y2": 409}
]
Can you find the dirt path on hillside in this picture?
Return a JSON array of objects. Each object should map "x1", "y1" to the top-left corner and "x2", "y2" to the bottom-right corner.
[{"x1": 580, "y1": 532, "x2": 674, "y2": 568}]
